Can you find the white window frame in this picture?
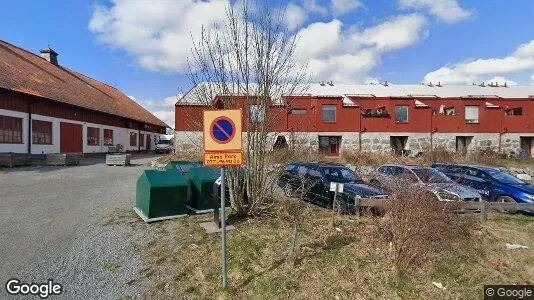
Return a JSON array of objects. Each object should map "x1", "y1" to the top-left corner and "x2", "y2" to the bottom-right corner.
[
  {"x1": 395, "y1": 105, "x2": 409, "y2": 123},
  {"x1": 322, "y1": 105, "x2": 336, "y2": 123},
  {"x1": 465, "y1": 106, "x2": 479, "y2": 123},
  {"x1": 249, "y1": 105, "x2": 265, "y2": 123}
]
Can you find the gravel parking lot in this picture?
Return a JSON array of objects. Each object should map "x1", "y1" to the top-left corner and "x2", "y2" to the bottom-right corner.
[{"x1": 0, "y1": 154, "x2": 161, "y2": 299}]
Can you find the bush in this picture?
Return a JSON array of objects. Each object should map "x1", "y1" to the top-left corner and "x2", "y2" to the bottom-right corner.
[
  {"x1": 376, "y1": 186, "x2": 474, "y2": 277},
  {"x1": 420, "y1": 147, "x2": 458, "y2": 164}
]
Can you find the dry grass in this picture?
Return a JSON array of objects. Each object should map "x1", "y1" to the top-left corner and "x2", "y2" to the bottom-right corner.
[
  {"x1": 341, "y1": 149, "x2": 534, "y2": 169},
  {"x1": 156, "y1": 152, "x2": 203, "y2": 164},
  {"x1": 109, "y1": 200, "x2": 534, "y2": 299},
  {"x1": 162, "y1": 148, "x2": 534, "y2": 170}
]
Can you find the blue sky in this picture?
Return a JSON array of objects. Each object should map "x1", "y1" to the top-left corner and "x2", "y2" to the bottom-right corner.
[{"x1": 1, "y1": 0, "x2": 533, "y2": 126}]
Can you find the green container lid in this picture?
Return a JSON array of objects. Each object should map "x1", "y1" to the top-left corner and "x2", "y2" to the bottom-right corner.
[
  {"x1": 165, "y1": 161, "x2": 202, "y2": 174},
  {"x1": 135, "y1": 169, "x2": 190, "y2": 221}
]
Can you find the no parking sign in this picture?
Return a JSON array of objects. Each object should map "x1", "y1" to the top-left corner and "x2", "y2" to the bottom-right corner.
[{"x1": 203, "y1": 109, "x2": 244, "y2": 166}]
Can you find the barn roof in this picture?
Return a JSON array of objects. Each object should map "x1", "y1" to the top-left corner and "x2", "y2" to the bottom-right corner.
[
  {"x1": 0, "y1": 40, "x2": 167, "y2": 128},
  {"x1": 178, "y1": 82, "x2": 534, "y2": 107}
]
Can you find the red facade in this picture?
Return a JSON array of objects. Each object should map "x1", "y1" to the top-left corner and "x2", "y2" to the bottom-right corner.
[
  {"x1": 175, "y1": 95, "x2": 534, "y2": 134},
  {"x1": 1, "y1": 88, "x2": 166, "y2": 134}
]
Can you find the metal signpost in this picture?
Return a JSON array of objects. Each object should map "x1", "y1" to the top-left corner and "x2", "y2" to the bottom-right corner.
[{"x1": 203, "y1": 109, "x2": 243, "y2": 289}]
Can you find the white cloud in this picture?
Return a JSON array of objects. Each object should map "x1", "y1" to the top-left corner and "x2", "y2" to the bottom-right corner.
[
  {"x1": 284, "y1": 3, "x2": 308, "y2": 30},
  {"x1": 424, "y1": 39, "x2": 534, "y2": 84},
  {"x1": 514, "y1": 40, "x2": 534, "y2": 58},
  {"x1": 531, "y1": 73, "x2": 534, "y2": 83},
  {"x1": 129, "y1": 95, "x2": 180, "y2": 128},
  {"x1": 331, "y1": 0, "x2": 362, "y2": 15},
  {"x1": 303, "y1": 0, "x2": 328, "y2": 15},
  {"x1": 89, "y1": 0, "x2": 228, "y2": 73},
  {"x1": 295, "y1": 14, "x2": 428, "y2": 83},
  {"x1": 89, "y1": 1, "x2": 428, "y2": 84},
  {"x1": 485, "y1": 76, "x2": 517, "y2": 86},
  {"x1": 398, "y1": 0, "x2": 471, "y2": 23}
]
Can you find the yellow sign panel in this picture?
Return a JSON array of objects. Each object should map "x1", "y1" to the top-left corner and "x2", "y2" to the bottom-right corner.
[
  {"x1": 203, "y1": 109, "x2": 242, "y2": 152},
  {"x1": 204, "y1": 152, "x2": 244, "y2": 167}
]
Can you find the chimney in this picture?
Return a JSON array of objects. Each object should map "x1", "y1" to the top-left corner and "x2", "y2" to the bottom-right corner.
[{"x1": 40, "y1": 47, "x2": 59, "y2": 65}]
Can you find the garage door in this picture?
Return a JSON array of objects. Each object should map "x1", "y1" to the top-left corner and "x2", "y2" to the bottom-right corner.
[{"x1": 60, "y1": 122, "x2": 83, "y2": 153}]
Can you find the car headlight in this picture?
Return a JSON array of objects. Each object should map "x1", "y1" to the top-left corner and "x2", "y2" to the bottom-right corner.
[{"x1": 436, "y1": 191, "x2": 460, "y2": 201}]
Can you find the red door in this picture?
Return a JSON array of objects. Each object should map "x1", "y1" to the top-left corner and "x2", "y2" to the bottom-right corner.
[
  {"x1": 328, "y1": 137, "x2": 340, "y2": 156},
  {"x1": 60, "y1": 122, "x2": 83, "y2": 153}
]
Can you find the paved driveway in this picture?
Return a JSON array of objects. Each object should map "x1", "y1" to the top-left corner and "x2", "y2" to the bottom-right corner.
[{"x1": 0, "y1": 154, "x2": 160, "y2": 299}]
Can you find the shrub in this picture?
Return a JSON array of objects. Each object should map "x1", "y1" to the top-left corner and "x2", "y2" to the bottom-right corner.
[{"x1": 376, "y1": 186, "x2": 474, "y2": 277}]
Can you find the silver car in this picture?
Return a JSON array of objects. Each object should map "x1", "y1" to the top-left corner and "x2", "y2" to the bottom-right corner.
[{"x1": 371, "y1": 164, "x2": 482, "y2": 202}]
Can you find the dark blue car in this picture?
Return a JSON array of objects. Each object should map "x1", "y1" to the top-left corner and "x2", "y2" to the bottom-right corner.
[
  {"x1": 278, "y1": 162, "x2": 389, "y2": 213},
  {"x1": 431, "y1": 164, "x2": 534, "y2": 212}
]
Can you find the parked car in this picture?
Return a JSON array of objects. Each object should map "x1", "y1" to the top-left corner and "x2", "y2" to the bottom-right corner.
[
  {"x1": 371, "y1": 164, "x2": 482, "y2": 202},
  {"x1": 278, "y1": 162, "x2": 389, "y2": 212},
  {"x1": 431, "y1": 164, "x2": 534, "y2": 211},
  {"x1": 155, "y1": 134, "x2": 174, "y2": 154}
]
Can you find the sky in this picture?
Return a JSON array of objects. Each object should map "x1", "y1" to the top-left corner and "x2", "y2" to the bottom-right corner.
[{"x1": 1, "y1": 0, "x2": 533, "y2": 128}]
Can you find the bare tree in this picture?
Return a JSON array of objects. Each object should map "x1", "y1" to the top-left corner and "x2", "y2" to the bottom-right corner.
[{"x1": 186, "y1": 0, "x2": 308, "y2": 217}]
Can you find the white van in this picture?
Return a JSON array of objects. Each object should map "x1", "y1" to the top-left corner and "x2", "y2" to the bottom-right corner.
[{"x1": 155, "y1": 134, "x2": 174, "y2": 154}]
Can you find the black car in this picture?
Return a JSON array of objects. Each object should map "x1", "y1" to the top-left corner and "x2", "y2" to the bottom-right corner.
[{"x1": 278, "y1": 162, "x2": 389, "y2": 212}]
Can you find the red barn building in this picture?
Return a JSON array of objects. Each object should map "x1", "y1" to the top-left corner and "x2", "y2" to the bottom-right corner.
[
  {"x1": 175, "y1": 82, "x2": 534, "y2": 157},
  {"x1": 0, "y1": 40, "x2": 167, "y2": 154}
]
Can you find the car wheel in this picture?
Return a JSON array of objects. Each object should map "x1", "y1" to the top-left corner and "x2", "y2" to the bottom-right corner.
[
  {"x1": 496, "y1": 196, "x2": 517, "y2": 214},
  {"x1": 283, "y1": 183, "x2": 294, "y2": 198}
]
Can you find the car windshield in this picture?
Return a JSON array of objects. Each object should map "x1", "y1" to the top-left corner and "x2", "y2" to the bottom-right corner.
[
  {"x1": 412, "y1": 168, "x2": 452, "y2": 183},
  {"x1": 322, "y1": 167, "x2": 362, "y2": 183},
  {"x1": 158, "y1": 139, "x2": 171, "y2": 144},
  {"x1": 486, "y1": 169, "x2": 526, "y2": 185}
]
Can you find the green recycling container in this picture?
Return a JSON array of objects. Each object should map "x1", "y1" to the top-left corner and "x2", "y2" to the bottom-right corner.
[
  {"x1": 186, "y1": 167, "x2": 222, "y2": 212},
  {"x1": 165, "y1": 161, "x2": 202, "y2": 174},
  {"x1": 135, "y1": 169, "x2": 189, "y2": 222}
]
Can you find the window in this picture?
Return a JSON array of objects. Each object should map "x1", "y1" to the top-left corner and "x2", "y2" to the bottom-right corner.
[
  {"x1": 130, "y1": 132, "x2": 137, "y2": 146},
  {"x1": 465, "y1": 106, "x2": 479, "y2": 123},
  {"x1": 445, "y1": 107, "x2": 456, "y2": 115},
  {"x1": 139, "y1": 133, "x2": 145, "y2": 147},
  {"x1": 290, "y1": 108, "x2": 307, "y2": 115},
  {"x1": 506, "y1": 108, "x2": 523, "y2": 116},
  {"x1": 32, "y1": 120, "x2": 52, "y2": 145},
  {"x1": 0, "y1": 115, "x2": 23, "y2": 144},
  {"x1": 249, "y1": 105, "x2": 265, "y2": 123},
  {"x1": 87, "y1": 127, "x2": 100, "y2": 146},
  {"x1": 322, "y1": 105, "x2": 336, "y2": 122},
  {"x1": 103, "y1": 129, "x2": 113, "y2": 146},
  {"x1": 307, "y1": 168, "x2": 322, "y2": 179},
  {"x1": 395, "y1": 106, "x2": 409, "y2": 123},
  {"x1": 297, "y1": 165, "x2": 307, "y2": 177}
]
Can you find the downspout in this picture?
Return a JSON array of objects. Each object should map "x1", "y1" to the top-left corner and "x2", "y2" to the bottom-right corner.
[
  {"x1": 27, "y1": 102, "x2": 34, "y2": 154},
  {"x1": 358, "y1": 107, "x2": 362, "y2": 151},
  {"x1": 429, "y1": 108, "x2": 434, "y2": 150},
  {"x1": 498, "y1": 107, "x2": 506, "y2": 153}
]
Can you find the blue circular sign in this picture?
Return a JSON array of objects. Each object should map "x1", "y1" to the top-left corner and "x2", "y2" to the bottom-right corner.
[{"x1": 210, "y1": 117, "x2": 235, "y2": 144}]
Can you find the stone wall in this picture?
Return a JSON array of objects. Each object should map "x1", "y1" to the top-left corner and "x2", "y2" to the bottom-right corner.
[{"x1": 175, "y1": 131, "x2": 534, "y2": 157}]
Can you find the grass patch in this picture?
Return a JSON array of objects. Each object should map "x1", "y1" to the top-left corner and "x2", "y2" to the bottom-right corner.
[
  {"x1": 103, "y1": 260, "x2": 120, "y2": 273},
  {"x1": 103, "y1": 208, "x2": 139, "y2": 226},
  {"x1": 125, "y1": 200, "x2": 534, "y2": 299}
]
